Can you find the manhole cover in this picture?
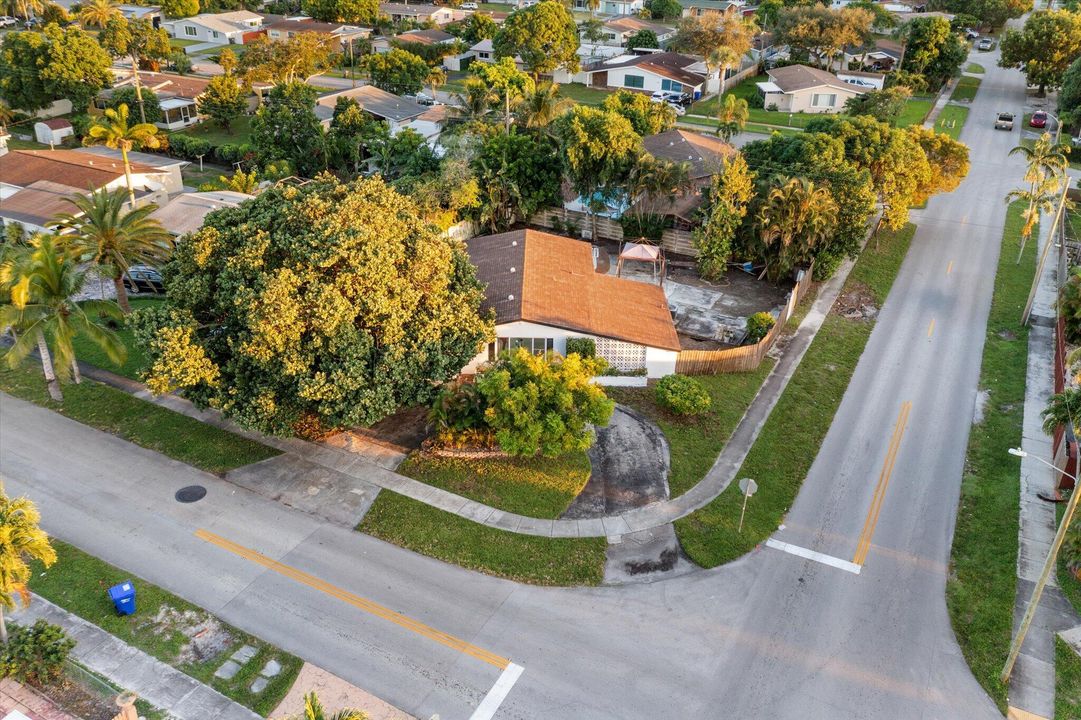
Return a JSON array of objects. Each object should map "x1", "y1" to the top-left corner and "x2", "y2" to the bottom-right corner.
[{"x1": 175, "y1": 485, "x2": 207, "y2": 503}]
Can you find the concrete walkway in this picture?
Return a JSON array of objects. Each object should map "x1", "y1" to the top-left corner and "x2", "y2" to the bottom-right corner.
[
  {"x1": 82, "y1": 252, "x2": 857, "y2": 539},
  {"x1": 1007, "y1": 215, "x2": 1081, "y2": 719},
  {"x1": 10, "y1": 596, "x2": 260, "y2": 720}
]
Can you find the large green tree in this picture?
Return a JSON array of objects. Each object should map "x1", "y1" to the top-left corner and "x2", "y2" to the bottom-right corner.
[
  {"x1": 239, "y1": 32, "x2": 336, "y2": 84},
  {"x1": 251, "y1": 81, "x2": 326, "y2": 177},
  {"x1": 198, "y1": 73, "x2": 248, "y2": 130},
  {"x1": 132, "y1": 176, "x2": 492, "y2": 436},
  {"x1": 325, "y1": 97, "x2": 379, "y2": 176},
  {"x1": 601, "y1": 89, "x2": 675, "y2": 136},
  {"x1": 772, "y1": 6, "x2": 871, "y2": 70},
  {"x1": 493, "y1": 1, "x2": 580, "y2": 78},
  {"x1": 105, "y1": 86, "x2": 163, "y2": 125},
  {"x1": 476, "y1": 57, "x2": 534, "y2": 132},
  {"x1": 160, "y1": 0, "x2": 199, "y2": 17},
  {"x1": 301, "y1": 0, "x2": 378, "y2": 24},
  {"x1": 1060, "y1": 56, "x2": 1081, "y2": 127},
  {"x1": 100, "y1": 17, "x2": 172, "y2": 123},
  {"x1": 898, "y1": 16, "x2": 966, "y2": 88},
  {"x1": 694, "y1": 154, "x2": 755, "y2": 280},
  {"x1": 460, "y1": 12, "x2": 498, "y2": 44},
  {"x1": 0, "y1": 25, "x2": 112, "y2": 113},
  {"x1": 755, "y1": 177, "x2": 838, "y2": 281},
  {"x1": 472, "y1": 130, "x2": 562, "y2": 232},
  {"x1": 843, "y1": 85, "x2": 911, "y2": 125},
  {"x1": 1000, "y1": 10, "x2": 1081, "y2": 94},
  {"x1": 362, "y1": 48, "x2": 429, "y2": 95}
]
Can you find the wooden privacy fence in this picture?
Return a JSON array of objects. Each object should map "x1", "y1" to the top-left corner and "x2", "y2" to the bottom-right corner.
[
  {"x1": 676, "y1": 266, "x2": 814, "y2": 375},
  {"x1": 529, "y1": 208, "x2": 697, "y2": 257}
]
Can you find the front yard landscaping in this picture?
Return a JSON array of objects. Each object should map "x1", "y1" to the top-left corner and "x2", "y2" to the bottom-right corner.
[
  {"x1": 0, "y1": 363, "x2": 278, "y2": 475},
  {"x1": 966, "y1": 63, "x2": 986, "y2": 74},
  {"x1": 358, "y1": 494, "x2": 608, "y2": 585},
  {"x1": 30, "y1": 541, "x2": 302, "y2": 716},
  {"x1": 397, "y1": 452, "x2": 591, "y2": 518},
  {"x1": 691, "y1": 75, "x2": 843, "y2": 130},
  {"x1": 951, "y1": 75, "x2": 982, "y2": 102},
  {"x1": 1059, "y1": 637, "x2": 1081, "y2": 719},
  {"x1": 173, "y1": 116, "x2": 255, "y2": 150},
  {"x1": 674, "y1": 222, "x2": 916, "y2": 567},
  {"x1": 935, "y1": 105, "x2": 970, "y2": 140},
  {"x1": 70, "y1": 298, "x2": 159, "y2": 381},
  {"x1": 607, "y1": 361, "x2": 776, "y2": 498},
  {"x1": 946, "y1": 201, "x2": 1032, "y2": 711},
  {"x1": 897, "y1": 98, "x2": 934, "y2": 127}
]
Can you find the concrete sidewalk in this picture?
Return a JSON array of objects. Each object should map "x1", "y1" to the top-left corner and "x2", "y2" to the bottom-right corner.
[
  {"x1": 1007, "y1": 214, "x2": 1081, "y2": 719},
  {"x1": 10, "y1": 596, "x2": 260, "y2": 720}
]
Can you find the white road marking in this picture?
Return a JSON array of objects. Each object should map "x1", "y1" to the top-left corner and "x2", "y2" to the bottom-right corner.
[
  {"x1": 469, "y1": 662, "x2": 525, "y2": 720},
  {"x1": 765, "y1": 538, "x2": 862, "y2": 575}
]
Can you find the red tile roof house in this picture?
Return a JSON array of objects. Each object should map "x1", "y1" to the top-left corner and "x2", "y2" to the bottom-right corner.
[{"x1": 463, "y1": 229, "x2": 680, "y2": 379}]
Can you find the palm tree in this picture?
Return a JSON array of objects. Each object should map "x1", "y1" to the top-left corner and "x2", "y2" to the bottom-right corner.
[
  {"x1": 86, "y1": 104, "x2": 161, "y2": 207},
  {"x1": 49, "y1": 187, "x2": 173, "y2": 314},
  {"x1": 426, "y1": 66, "x2": 446, "y2": 100},
  {"x1": 288, "y1": 692, "x2": 366, "y2": 720},
  {"x1": 1006, "y1": 176, "x2": 1061, "y2": 263},
  {"x1": 8, "y1": 0, "x2": 42, "y2": 20},
  {"x1": 756, "y1": 177, "x2": 838, "y2": 281},
  {"x1": 0, "y1": 234, "x2": 126, "y2": 401},
  {"x1": 1008, "y1": 133, "x2": 1070, "y2": 262},
  {"x1": 449, "y1": 77, "x2": 495, "y2": 123},
  {"x1": 517, "y1": 81, "x2": 573, "y2": 131},
  {"x1": 715, "y1": 93, "x2": 748, "y2": 142},
  {"x1": 585, "y1": 0, "x2": 600, "y2": 16},
  {"x1": 78, "y1": 0, "x2": 120, "y2": 28},
  {"x1": 706, "y1": 45, "x2": 741, "y2": 98},
  {"x1": 0, "y1": 487, "x2": 56, "y2": 645},
  {"x1": 1043, "y1": 388, "x2": 1081, "y2": 436}
]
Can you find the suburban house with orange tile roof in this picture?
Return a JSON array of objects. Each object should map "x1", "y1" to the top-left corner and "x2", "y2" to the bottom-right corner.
[
  {"x1": 577, "y1": 51, "x2": 718, "y2": 98},
  {"x1": 463, "y1": 229, "x2": 680, "y2": 378}
]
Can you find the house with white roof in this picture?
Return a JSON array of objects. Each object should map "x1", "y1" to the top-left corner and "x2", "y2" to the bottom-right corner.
[
  {"x1": 378, "y1": 3, "x2": 457, "y2": 24},
  {"x1": 164, "y1": 11, "x2": 264, "y2": 45},
  {"x1": 594, "y1": 16, "x2": 676, "y2": 47},
  {"x1": 148, "y1": 191, "x2": 253, "y2": 236},
  {"x1": 571, "y1": 0, "x2": 644, "y2": 14}
]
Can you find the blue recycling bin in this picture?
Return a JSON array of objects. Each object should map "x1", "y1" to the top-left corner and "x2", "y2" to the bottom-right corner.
[{"x1": 107, "y1": 581, "x2": 136, "y2": 616}]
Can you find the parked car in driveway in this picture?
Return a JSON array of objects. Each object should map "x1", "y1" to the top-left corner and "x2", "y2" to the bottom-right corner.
[
  {"x1": 995, "y1": 112, "x2": 1015, "y2": 130},
  {"x1": 461, "y1": 2, "x2": 477, "y2": 8},
  {"x1": 965, "y1": 28, "x2": 979, "y2": 39},
  {"x1": 0, "y1": 15, "x2": 17, "y2": 27},
  {"x1": 977, "y1": 38, "x2": 993, "y2": 51},
  {"x1": 123, "y1": 265, "x2": 165, "y2": 295},
  {"x1": 1030, "y1": 111, "x2": 1047, "y2": 128}
]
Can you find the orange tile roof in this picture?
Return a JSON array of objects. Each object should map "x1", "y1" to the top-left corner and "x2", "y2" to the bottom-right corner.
[
  {"x1": 467, "y1": 229, "x2": 680, "y2": 351},
  {"x1": 0, "y1": 149, "x2": 159, "y2": 190}
]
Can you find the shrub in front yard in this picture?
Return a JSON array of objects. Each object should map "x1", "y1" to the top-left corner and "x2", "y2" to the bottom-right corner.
[
  {"x1": 565, "y1": 338, "x2": 596, "y2": 358},
  {"x1": 654, "y1": 375, "x2": 712, "y2": 416},
  {"x1": 744, "y1": 312, "x2": 776, "y2": 344},
  {"x1": 1, "y1": 620, "x2": 75, "y2": 685}
]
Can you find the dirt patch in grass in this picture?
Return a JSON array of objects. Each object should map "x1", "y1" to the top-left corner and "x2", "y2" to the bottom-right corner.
[{"x1": 831, "y1": 281, "x2": 878, "y2": 320}]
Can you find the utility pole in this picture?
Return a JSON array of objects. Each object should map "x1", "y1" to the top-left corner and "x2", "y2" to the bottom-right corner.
[
  {"x1": 349, "y1": 39, "x2": 356, "y2": 88},
  {"x1": 1021, "y1": 180, "x2": 1071, "y2": 325}
]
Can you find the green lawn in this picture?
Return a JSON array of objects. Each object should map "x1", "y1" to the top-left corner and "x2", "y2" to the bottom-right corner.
[
  {"x1": 680, "y1": 114, "x2": 802, "y2": 137},
  {"x1": 607, "y1": 360, "x2": 776, "y2": 498},
  {"x1": 674, "y1": 223, "x2": 916, "y2": 567},
  {"x1": 397, "y1": 452, "x2": 591, "y2": 518},
  {"x1": 30, "y1": 541, "x2": 301, "y2": 716},
  {"x1": 558, "y1": 82, "x2": 615, "y2": 106},
  {"x1": 935, "y1": 105, "x2": 970, "y2": 140},
  {"x1": 70, "y1": 298, "x2": 159, "y2": 381},
  {"x1": 358, "y1": 494, "x2": 608, "y2": 585},
  {"x1": 691, "y1": 75, "x2": 839, "y2": 130},
  {"x1": 966, "y1": 63, "x2": 986, "y2": 74},
  {"x1": 897, "y1": 98, "x2": 933, "y2": 127},
  {"x1": 951, "y1": 75, "x2": 982, "y2": 103},
  {"x1": 173, "y1": 115, "x2": 254, "y2": 148},
  {"x1": 0, "y1": 363, "x2": 278, "y2": 475},
  {"x1": 5, "y1": 137, "x2": 51, "y2": 150},
  {"x1": 946, "y1": 202, "x2": 1033, "y2": 712},
  {"x1": 169, "y1": 38, "x2": 201, "y2": 48},
  {"x1": 1059, "y1": 637, "x2": 1081, "y2": 720}
]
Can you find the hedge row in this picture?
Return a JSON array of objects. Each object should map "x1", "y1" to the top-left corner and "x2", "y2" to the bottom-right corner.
[{"x1": 163, "y1": 134, "x2": 256, "y2": 166}]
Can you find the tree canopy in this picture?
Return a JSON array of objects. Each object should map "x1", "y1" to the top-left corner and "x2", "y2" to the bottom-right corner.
[
  {"x1": 493, "y1": 0, "x2": 580, "y2": 77},
  {"x1": 1000, "y1": 10, "x2": 1081, "y2": 93},
  {"x1": 626, "y1": 29, "x2": 659, "y2": 50},
  {"x1": 238, "y1": 32, "x2": 336, "y2": 84},
  {"x1": 843, "y1": 85, "x2": 912, "y2": 125},
  {"x1": 301, "y1": 0, "x2": 379, "y2": 24},
  {"x1": 1060, "y1": 56, "x2": 1081, "y2": 127},
  {"x1": 898, "y1": 16, "x2": 966, "y2": 88},
  {"x1": 161, "y1": 0, "x2": 199, "y2": 18},
  {"x1": 199, "y1": 73, "x2": 249, "y2": 130},
  {"x1": 601, "y1": 89, "x2": 676, "y2": 136},
  {"x1": 694, "y1": 154, "x2": 755, "y2": 280},
  {"x1": 773, "y1": 6, "x2": 872, "y2": 69},
  {"x1": 133, "y1": 176, "x2": 493, "y2": 436},
  {"x1": 251, "y1": 81, "x2": 325, "y2": 177},
  {"x1": 363, "y1": 48, "x2": 429, "y2": 95},
  {"x1": 0, "y1": 24, "x2": 112, "y2": 112},
  {"x1": 459, "y1": 12, "x2": 498, "y2": 44}
]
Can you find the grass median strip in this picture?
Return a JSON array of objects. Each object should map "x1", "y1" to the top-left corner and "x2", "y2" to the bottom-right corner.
[
  {"x1": 951, "y1": 75, "x2": 981, "y2": 102},
  {"x1": 30, "y1": 541, "x2": 302, "y2": 716},
  {"x1": 358, "y1": 493, "x2": 607, "y2": 586},
  {"x1": 945, "y1": 201, "x2": 1032, "y2": 711},
  {"x1": 1058, "y1": 637, "x2": 1081, "y2": 719},
  {"x1": 607, "y1": 361, "x2": 776, "y2": 498},
  {"x1": 0, "y1": 363, "x2": 278, "y2": 475},
  {"x1": 397, "y1": 452, "x2": 591, "y2": 519},
  {"x1": 935, "y1": 105, "x2": 970, "y2": 140},
  {"x1": 674, "y1": 223, "x2": 915, "y2": 568}
]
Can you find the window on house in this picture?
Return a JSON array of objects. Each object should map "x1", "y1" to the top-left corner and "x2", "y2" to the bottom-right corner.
[
  {"x1": 212, "y1": 30, "x2": 219, "y2": 38},
  {"x1": 493, "y1": 337, "x2": 555, "y2": 358},
  {"x1": 624, "y1": 74, "x2": 644, "y2": 89},
  {"x1": 660, "y1": 79, "x2": 683, "y2": 92},
  {"x1": 811, "y1": 93, "x2": 837, "y2": 108},
  {"x1": 479, "y1": 51, "x2": 490, "y2": 59},
  {"x1": 184, "y1": 25, "x2": 197, "y2": 36}
]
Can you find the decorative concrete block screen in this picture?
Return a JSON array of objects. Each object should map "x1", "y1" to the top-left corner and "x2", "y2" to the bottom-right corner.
[{"x1": 595, "y1": 338, "x2": 646, "y2": 371}]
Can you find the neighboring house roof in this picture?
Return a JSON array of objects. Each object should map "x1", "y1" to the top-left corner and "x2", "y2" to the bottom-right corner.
[
  {"x1": 264, "y1": 18, "x2": 364, "y2": 35},
  {"x1": 396, "y1": 28, "x2": 454, "y2": 44},
  {"x1": 0, "y1": 149, "x2": 157, "y2": 190},
  {"x1": 40, "y1": 119, "x2": 72, "y2": 130},
  {"x1": 74, "y1": 146, "x2": 187, "y2": 169},
  {"x1": 602, "y1": 15, "x2": 673, "y2": 36},
  {"x1": 379, "y1": 2, "x2": 445, "y2": 16},
  {"x1": 587, "y1": 52, "x2": 707, "y2": 86},
  {"x1": 642, "y1": 129, "x2": 735, "y2": 180},
  {"x1": 470, "y1": 38, "x2": 494, "y2": 53},
  {"x1": 119, "y1": 4, "x2": 160, "y2": 17},
  {"x1": 466, "y1": 229, "x2": 680, "y2": 352},
  {"x1": 148, "y1": 191, "x2": 252, "y2": 236},
  {"x1": 765, "y1": 64, "x2": 864, "y2": 94},
  {"x1": 0, "y1": 180, "x2": 84, "y2": 228},
  {"x1": 315, "y1": 85, "x2": 427, "y2": 123},
  {"x1": 116, "y1": 72, "x2": 213, "y2": 99},
  {"x1": 179, "y1": 11, "x2": 263, "y2": 35},
  {"x1": 844, "y1": 38, "x2": 905, "y2": 60},
  {"x1": 676, "y1": 0, "x2": 739, "y2": 9}
]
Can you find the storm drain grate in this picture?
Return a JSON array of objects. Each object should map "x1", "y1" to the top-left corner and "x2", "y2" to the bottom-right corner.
[{"x1": 175, "y1": 485, "x2": 207, "y2": 503}]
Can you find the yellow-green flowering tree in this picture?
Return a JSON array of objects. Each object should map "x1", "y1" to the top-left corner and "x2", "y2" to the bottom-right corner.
[{"x1": 131, "y1": 175, "x2": 493, "y2": 436}]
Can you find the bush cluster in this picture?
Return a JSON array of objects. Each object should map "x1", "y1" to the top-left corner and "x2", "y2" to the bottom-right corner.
[
  {"x1": 0, "y1": 620, "x2": 75, "y2": 686},
  {"x1": 744, "y1": 312, "x2": 776, "y2": 344},
  {"x1": 159, "y1": 135, "x2": 256, "y2": 167},
  {"x1": 565, "y1": 337, "x2": 596, "y2": 358},
  {"x1": 654, "y1": 374, "x2": 712, "y2": 416}
]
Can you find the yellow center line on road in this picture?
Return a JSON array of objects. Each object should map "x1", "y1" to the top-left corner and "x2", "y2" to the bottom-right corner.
[
  {"x1": 852, "y1": 401, "x2": 912, "y2": 567},
  {"x1": 195, "y1": 529, "x2": 511, "y2": 669},
  {"x1": 927, "y1": 318, "x2": 936, "y2": 338}
]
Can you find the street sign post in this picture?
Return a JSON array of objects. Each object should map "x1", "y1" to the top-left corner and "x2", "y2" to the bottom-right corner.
[{"x1": 738, "y1": 478, "x2": 758, "y2": 533}]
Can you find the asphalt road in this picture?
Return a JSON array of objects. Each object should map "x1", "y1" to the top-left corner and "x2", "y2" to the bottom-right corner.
[{"x1": 0, "y1": 50, "x2": 1034, "y2": 720}]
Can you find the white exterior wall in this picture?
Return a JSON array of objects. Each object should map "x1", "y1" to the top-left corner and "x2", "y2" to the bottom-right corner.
[
  {"x1": 602, "y1": 0, "x2": 643, "y2": 13},
  {"x1": 605, "y1": 66, "x2": 697, "y2": 94},
  {"x1": 167, "y1": 19, "x2": 240, "y2": 44},
  {"x1": 781, "y1": 86, "x2": 861, "y2": 113},
  {"x1": 462, "y1": 320, "x2": 676, "y2": 378},
  {"x1": 33, "y1": 124, "x2": 74, "y2": 146}
]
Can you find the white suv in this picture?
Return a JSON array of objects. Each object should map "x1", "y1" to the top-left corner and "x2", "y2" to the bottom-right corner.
[{"x1": 0, "y1": 16, "x2": 18, "y2": 27}]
